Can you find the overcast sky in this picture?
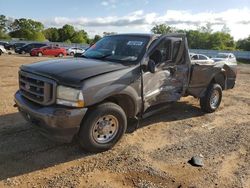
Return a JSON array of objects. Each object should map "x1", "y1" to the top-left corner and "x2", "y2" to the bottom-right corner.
[{"x1": 0, "y1": 0, "x2": 250, "y2": 40}]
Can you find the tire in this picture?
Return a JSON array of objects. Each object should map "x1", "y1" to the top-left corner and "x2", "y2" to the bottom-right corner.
[
  {"x1": 21, "y1": 50, "x2": 25, "y2": 54},
  {"x1": 0, "y1": 50, "x2": 2, "y2": 56},
  {"x1": 58, "y1": 53, "x2": 64, "y2": 57},
  {"x1": 70, "y1": 52, "x2": 74, "y2": 56},
  {"x1": 200, "y1": 83, "x2": 222, "y2": 113},
  {"x1": 37, "y1": 52, "x2": 43, "y2": 57},
  {"x1": 78, "y1": 102, "x2": 127, "y2": 152}
]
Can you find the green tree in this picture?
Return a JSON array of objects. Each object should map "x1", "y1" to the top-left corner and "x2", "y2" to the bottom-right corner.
[
  {"x1": 186, "y1": 30, "x2": 210, "y2": 49},
  {"x1": 58, "y1": 24, "x2": 75, "y2": 42},
  {"x1": 199, "y1": 22, "x2": 213, "y2": 33},
  {"x1": 103, "y1": 32, "x2": 117, "y2": 36},
  {"x1": 0, "y1": 15, "x2": 8, "y2": 32},
  {"x1": 30, "y1": 32, "x2": 46, "y2": 41},
  {"x1": 91, "y1": 35, "x2": 102, "y2": 44},
  {"x1": 43, "y1": 28, "x2": 59, "y2": 42},
  {"x1": 237, "y1": 36, "x2": 250, "y2": 51},
  {"x1": 208, "y1": 32, "x2": 235, "y2": 50},
  {"x1": 0, "y1": 15, "x2": 11, "y2": 39},
  {"x1": 151, "y1": 24, "x2": 175, "y2": 34},
  {"x1": 9, "y1": 18, "x2": 45, "y2": 41},
  {"x1": 71, "y1": 31, "x2": 86, "y2": 43}
]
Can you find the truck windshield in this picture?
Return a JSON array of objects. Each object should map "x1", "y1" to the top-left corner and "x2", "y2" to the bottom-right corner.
[{"x1": 83, "y1": 35, "x2": 149, "y2": 62}]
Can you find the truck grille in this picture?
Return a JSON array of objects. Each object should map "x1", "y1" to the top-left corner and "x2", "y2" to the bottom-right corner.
[{"x1": 19, "y1": 71, "x2": 56, "y2": 105}]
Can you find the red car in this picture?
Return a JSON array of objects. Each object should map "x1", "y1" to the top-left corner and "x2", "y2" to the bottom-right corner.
[{"x1": 30, "y1": 46, "x2": 67, "y2": 57}]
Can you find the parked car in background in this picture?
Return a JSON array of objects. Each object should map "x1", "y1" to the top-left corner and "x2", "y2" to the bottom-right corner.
[
  {"x1": 67, "y1": 47, "x2": 85, "y2": 56},
  {"x1": 13, "y1": 42, "x2": 26, "y2": 50},
  {"x1": 0, "y1": 45, "x2": 7, "y2": 55},
  {"x1": 190, "y1": 53, "x2": 214, "y2": 63},
  {"x1": 0, "y1": 41, "x2": 10, "y2": 50},
  {"x1": 15, "y1": 43, "x2": 47, "y2": 54},
  {"x1": 212, "y1": 53, "x2": 237, "y2": 63},
  {"x1": 30, "y1": 46, "x2": 67, "y2": 57}
]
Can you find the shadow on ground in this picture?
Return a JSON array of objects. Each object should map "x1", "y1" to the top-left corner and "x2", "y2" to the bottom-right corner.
[{"x1": 0, "y1": 100, "x2": 204, "y2": 180}]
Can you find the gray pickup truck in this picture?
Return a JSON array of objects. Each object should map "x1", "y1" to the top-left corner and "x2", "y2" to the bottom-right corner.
[{"x1": 14, "y1": 34, "x2": 237, "y2": 152}]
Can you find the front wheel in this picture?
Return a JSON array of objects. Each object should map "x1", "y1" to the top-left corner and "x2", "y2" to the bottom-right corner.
[
  {"x1": 37, "y1": 52, "x2": 43, "y2": 57},
  {"x1": 200, "y1": 83, "x2": 222, "y2": 113},
  {"x1": 78, "y1": 102, "x2": 127, "y2": 152}
]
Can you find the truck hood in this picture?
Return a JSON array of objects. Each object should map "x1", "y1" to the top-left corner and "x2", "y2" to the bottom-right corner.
[{"x1": 21, "y1": 58, "x2": 128, "y2": 87}]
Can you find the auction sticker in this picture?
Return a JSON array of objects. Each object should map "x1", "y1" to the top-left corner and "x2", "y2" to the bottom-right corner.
[{"x1": 127, "y1": 41, "x2": 144, "y2": 46}]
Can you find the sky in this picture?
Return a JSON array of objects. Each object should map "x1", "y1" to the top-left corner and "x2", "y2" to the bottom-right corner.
[{"x1": 0, "y1": 0, "x2": 250, "y2": 40}]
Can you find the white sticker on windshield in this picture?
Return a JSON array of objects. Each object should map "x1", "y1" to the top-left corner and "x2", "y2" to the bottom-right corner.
[{"x1": 127, "y1": 41, "x2": 143, "y2": 46}]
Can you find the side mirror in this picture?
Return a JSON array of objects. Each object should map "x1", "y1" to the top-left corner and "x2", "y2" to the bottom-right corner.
[{"x1": 148, "y1": 59, "x2": 156, "y2": 73}]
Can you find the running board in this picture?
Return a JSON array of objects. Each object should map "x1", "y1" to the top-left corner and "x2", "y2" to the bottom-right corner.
[{"x1": 142, "y1": 103, "x2": 173, "y2": 119}]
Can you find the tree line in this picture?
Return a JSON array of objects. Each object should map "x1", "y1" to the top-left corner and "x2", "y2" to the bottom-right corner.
[
  {"x1": 151, "y1": 23, "x2": 250, "y2": 51},
  {"x1": 0, "y1": 14, "x2": 250, "y2": 51}
]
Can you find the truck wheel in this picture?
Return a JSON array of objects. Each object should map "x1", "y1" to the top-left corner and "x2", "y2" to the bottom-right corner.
[
  {"x1": 78, "y1": 102, "x2": 127, "y2": 152},
  {"x1": 200, "y1": 83, "x2": 222, "y2": 113}
]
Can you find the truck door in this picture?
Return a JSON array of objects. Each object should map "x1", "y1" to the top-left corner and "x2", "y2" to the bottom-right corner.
[{"x1": 143, "y1": 36, "x2": 190, "y2": 111}]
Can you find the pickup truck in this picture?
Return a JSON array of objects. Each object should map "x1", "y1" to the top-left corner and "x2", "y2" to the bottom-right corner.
[{"x1": 14, "y1": 34, "x2": 237, "y2": 152}]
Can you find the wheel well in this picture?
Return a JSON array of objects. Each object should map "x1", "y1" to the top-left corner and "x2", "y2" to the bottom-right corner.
[
  {"x1": 104, "y1": 94, "x2": 136, "y2": 118},
  {"x1": 212, "y1": 73, "x2": 226, "y2": 90}
]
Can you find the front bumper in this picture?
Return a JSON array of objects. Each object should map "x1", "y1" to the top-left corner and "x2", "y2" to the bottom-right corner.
[{"x1": 14, "y1": 91, "x2": 88, "y2": 142}]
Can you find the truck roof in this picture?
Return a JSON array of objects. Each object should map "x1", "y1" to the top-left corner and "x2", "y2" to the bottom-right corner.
[{"x1": 109, "y1": 33, "x2": 186, "y2": 39}]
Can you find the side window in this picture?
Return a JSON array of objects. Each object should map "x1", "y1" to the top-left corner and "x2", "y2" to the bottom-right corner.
[
  {"x1": 149, "y1": 39, "x2": 171, "y2": 64},
  {"x1": 199, "y1": 55, "x2": 207, "y2": 60},
  {"x1": 172, "y1": 41, "x2": 181, "y2": 60},
  {"x1": 191, "y1": 55, "x2": 198, "y2": 60}
]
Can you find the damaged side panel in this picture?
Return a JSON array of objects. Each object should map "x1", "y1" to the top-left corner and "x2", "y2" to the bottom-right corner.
[
  {"x1": 187, "y1": 63, "x2": 224, "y2": 97},
  {"x1": 142, "y1": 35, "x2": 190, "y2": 111}
]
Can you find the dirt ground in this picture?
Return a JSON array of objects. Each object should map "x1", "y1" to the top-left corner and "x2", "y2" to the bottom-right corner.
[{"x1": 0, "y1": 54, "x2": 249, "y2": 188}]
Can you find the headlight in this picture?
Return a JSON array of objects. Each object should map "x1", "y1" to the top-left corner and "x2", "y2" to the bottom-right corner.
[{"x1": 56, "y1": 86, "x2": 84, "y2": 107}]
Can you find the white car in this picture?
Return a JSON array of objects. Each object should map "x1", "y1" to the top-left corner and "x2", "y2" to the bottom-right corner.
[
  {"x1": 212, "y1": 53, "x2": 237, "y2": 63},
  {"x1": 190, "y1": 53, "x2": 214, "y2": 63},
  {"x1": 67, "y1": 47, "x2": 85, "y2": 56},
  {"x1": 0, "y1": 45, "x2": 7, "y2": 56}
]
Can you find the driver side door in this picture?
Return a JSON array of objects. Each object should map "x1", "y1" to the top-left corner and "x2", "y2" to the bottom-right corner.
[{"x1": 143, "y1": 36, "x2": 190, "y2": 111}]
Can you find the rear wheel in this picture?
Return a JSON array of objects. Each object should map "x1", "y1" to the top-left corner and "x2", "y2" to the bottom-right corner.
[
  {"x1": 58, "y1": 53, "x2": 64, "y2": 57},
  {"x1": 0, "y1": 50, "x2": 2, "y2": 56},
  {"x1": 70, "y1": 52, "x2": 74, "y2": 56},
  {"x1": 37, "y1": 52, "x2": 43, "y2": 57},
  {"x1": 78, "y1": 102, "x2": 127, "y2": 152},
  {"x1": 200, "y1": 83, "x2": 222, "y2": 113}
]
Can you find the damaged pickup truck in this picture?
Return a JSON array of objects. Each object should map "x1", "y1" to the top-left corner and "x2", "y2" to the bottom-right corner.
[{"x1": 14, "y1": 34, "x2": 237, "y2": 152}]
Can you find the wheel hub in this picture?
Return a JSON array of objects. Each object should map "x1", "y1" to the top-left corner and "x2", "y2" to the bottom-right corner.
[
  {"x1": 92, "y1": 115, "x2": 119, "y2": 144},
  {"x1": 210, "y1": 90, "x2": 220, "y2": 108}
]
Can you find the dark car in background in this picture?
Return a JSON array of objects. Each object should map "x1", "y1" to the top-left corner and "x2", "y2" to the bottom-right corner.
[
  {"x1": 12, "y1": 42, "x2": 26, "y2": 50},
  {"x1": 15, "y1": 43, "x2": 47, "y2": 54},
  {"x1": 0, "y1": 41, "x2": 11, "y2": 50}
]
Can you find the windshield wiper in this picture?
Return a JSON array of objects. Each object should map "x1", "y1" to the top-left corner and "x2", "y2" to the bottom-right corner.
[
  {"x1": 80, "y1": 54, "x2": 88, "y2": 58},
  {"x1": 96, "y1": 53, "x2": 113, "y2": 59}
]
